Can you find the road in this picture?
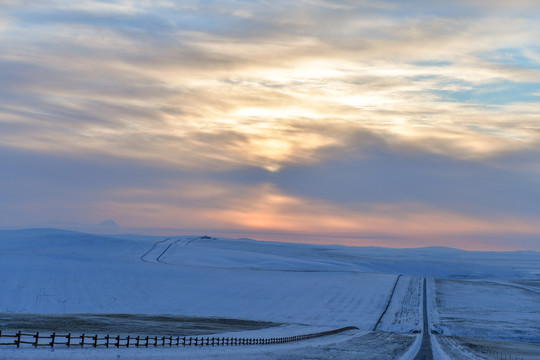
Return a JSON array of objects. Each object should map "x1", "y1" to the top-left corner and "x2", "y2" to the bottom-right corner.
[
  {"x1": 413, "y1": 277, "x2": 433, "y2": 360},
  {"x1": 140, "y1": 237, "x2": 204, "y2": 263},
  {"x1": 140, "y1": 238, "x2": 181, "y2": 263}
]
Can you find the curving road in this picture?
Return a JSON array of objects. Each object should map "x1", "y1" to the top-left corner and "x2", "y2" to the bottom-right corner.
[
  {"x1": 140, "y1": 238, "x2": 182, "y2": 263},
  {"x1": 413, "y1": 278, "x2": 433, "y2": 360},
  {"x1": 140, "y1": 237, "x2": 203, "y2": 264}
]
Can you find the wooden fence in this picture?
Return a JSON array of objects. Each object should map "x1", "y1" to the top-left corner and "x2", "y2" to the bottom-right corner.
[{"x1": 0, "y1": 326, "x2": 358, "y2": 349}]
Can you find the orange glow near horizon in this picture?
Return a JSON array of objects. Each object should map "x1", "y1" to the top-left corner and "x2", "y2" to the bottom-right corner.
[
  {"x1": 1, "y1": 1, "x2": 540, "y2": 251},
  {"x1": 91, "y1": 184, "x2": 540, "y2": 251}
]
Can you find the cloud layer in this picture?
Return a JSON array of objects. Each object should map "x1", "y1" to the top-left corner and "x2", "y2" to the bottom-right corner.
[{"x1": 1, "y1": 1, "x2": 539, "y2": 250}]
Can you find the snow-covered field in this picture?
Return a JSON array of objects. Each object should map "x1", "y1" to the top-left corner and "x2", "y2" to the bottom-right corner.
[
  {"x1": 0, "y1": 230, "x2": 398, "y2": 328},
  {"x1": 435, "y1": 335, "x2": 540, "y2": 360},
  {"x1": 429, "y1": 278, "x2": 540, "y2": 342},
  {"x1": 1, "y1": 228, "x2": 539, "y2": 359}
]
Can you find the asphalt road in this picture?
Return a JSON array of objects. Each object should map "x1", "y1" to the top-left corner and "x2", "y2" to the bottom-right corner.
[{"x1": 413, "y1": 278, "x2": 433, "y2": 360}]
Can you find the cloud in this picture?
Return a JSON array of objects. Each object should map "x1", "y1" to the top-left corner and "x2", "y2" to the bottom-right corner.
[
  {"x1": 1, "y1": 1, "x2": 539, "y2": 249},
  {"x1": 93, "y1": 181, "x2": 540, "y2": 251},
  {"x1": 1, "y1": 146, "x2": 539, "y2": 250}
]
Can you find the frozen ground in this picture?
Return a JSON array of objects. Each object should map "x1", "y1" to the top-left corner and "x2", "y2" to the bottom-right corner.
[{"x1": 1, "y1": 228, "x2": 539, "y2": 359}]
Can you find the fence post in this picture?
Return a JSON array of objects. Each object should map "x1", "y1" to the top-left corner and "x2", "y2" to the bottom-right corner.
[
  {"x1": 182, "y1": 337, "x2": 186, "y2": 346},
  {"x1": 169, "y1": 336, "x2": 173, "y2": 347},
  {"x1": 93, "y1": 334, "x2": 98, "y2": 348},
  {"x1": 81, "y1": 333, "x2": 85, "y2": 348},
  {"x1": 126, "y1": 335, "x2": 130, "y2": 348},
  {"x1": 136, "y1": 335, "x2": 140, "y2": 347},
  {"x1": 115, "y1": 335, "x2": 120, "y2": 348},
  {"x1": 50, "y1": 332, "x2": 56, "y2": 348},
  {"x1": 105, "y1": 334, "x2": 109, "y2": 348},
  {"x1": 33, "y1": 332, "x2": 39, "y2": 347},
  {"x1": 66, "y1": 333, "x2": 71, "y2": 347},
  {"x1": 145, "y1": 336, "x2": 149, "y2": 348},
  {"x1": 15, "y1": 331, "x2": 21, "y2": 348},
  {"x1": 154, "y1": 336, "x2": 158, "y2": 347}
]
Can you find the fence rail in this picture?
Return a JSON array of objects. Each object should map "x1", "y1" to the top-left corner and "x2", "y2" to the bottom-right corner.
[{"x1": 0, "y1": 326, "x2": 358, "y2": 349}]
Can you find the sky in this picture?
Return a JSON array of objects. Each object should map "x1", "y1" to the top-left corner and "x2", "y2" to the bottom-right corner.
[{"x1": 1, "y1": 0, "x2": 539, "y2": 250}]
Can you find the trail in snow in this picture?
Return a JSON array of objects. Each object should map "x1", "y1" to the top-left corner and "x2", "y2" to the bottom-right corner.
[{"x1": 2, "y1": 229, "x2": 539, "y2": 359}]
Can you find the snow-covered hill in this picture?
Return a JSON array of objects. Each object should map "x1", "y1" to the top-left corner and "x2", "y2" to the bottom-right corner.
[
  {"x1": 1, "y1": 229, "x2": 539, "y2": 359},
  {"x1": 1, "y1": 229, "x2": 537, "y2": 318}
]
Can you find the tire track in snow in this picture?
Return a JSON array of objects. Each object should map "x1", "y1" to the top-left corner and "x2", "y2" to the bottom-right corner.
[{"x1": 373, "y1": 274, "x2": 402, "y2": 331}]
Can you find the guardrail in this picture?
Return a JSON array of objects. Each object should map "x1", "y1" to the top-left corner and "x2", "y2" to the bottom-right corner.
[{"x1": 0, "y1": 326, "x2": 358, "y2": 349}]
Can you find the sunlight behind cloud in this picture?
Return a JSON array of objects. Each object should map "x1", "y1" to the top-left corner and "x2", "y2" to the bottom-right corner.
[
  {"x1": 1, "y1": 1, "x2": 539, "y2": 171},
  {"x1": 1, "y1": 0, "x2": 540, "y2": 249}
]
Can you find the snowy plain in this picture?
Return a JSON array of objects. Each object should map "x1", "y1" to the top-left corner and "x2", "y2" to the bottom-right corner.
[{"x1": 0, "y1": 228, "x2": 539, "y2": 359}]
